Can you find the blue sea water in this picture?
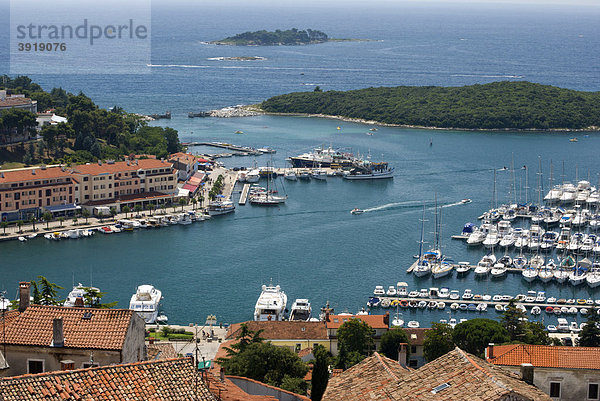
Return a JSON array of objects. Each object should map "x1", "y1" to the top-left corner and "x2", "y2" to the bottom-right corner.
[{"x1": 1, "y1": 1, "x2": 600, "y2": 326}]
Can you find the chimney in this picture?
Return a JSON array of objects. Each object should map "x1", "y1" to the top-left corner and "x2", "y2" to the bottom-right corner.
[
  {"x1": 31, "y1": 169, "x2": 36, "y2": 175},
  {"x1": 98, "y1": 160, "x2": 102, "y2": 166},
  {"x1": 74, "y1": 297, "x2": 84, "y2": 307},
  {"x1": 52, "y1": 318, "x2": 64, "y2": 347},
  {"x1": 60, "y1": 360, "x2": 75, "y2": 371},
  {"x1": 486, "y1": 343, "x2": 494, "y2": 360},
  {"x1": 520, "y1": 363, "x2": 534, "y2": 385},
  {"x1": 398, "y1": 343, "x2": 408, "y2": 368},
  {"x1": 384, "y1": 312, "x2": 390, "y2": 326},
  {"x1": 18, "y1": 281, "x2": 31, "y2": 312}
]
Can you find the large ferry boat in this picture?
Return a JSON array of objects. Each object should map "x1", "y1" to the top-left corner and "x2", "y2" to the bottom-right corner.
[
  {"x1": 129, "y1": 285, "x2": 162, "y2": 324},
  {"x1": 287, "y1": 145, "x2": 355, "y2": 168},
  {"x1": 254, "y1": 284, "x2": 288, "y2": 321}
]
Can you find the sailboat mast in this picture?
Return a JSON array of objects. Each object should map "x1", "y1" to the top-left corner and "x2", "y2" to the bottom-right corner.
[
  {"x1": 434, "y1": 194, "x2": 439, "y2": 251},
  {"x1": 418, "y1": 205, "x2": 426, "y2": 260}
]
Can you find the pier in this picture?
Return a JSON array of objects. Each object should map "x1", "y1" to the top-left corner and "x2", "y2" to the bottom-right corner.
[
  {"x1": 183, "y1": 142, "x2": 262, "y2": 155},
  {"x1": 239, "y1": 184, "x2": 250, "y2": 205}
]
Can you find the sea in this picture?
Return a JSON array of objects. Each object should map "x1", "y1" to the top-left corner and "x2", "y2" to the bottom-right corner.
[{"x1": 1, "y1": 1, "x2": 600, "y2": 327}]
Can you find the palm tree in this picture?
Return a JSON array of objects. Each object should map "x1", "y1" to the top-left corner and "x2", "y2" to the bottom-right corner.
[
  {"x1": 82, "y1": 209, "x2": 90, "y2": 224},
  {"x1": 179, "y1": 197, "x2": 188, "y2": 211},
  {"x1": 72, "y1": 216, "x2": 78, "y2": 225},
  {"x1": 191, "y1": 197, "x2": 198, "y2": 210},
  {"x1": 16, "y1": 220, "x2": 23, "y2": 233},
  {"x1": 122, "y1": 205, "x2": 131, "y2": 218},
  {"x1": 134, "y1": 204, "x2": 142, "y2": 216},
  {"x1": 147, "y1": 204, "x2": 156, "y2": 216},
  {"x1": 29, "y1": 215, "x2": 37, "y2": 231},
  {"x1": 42, "y1": 212, "x2": 53, "y2": 229},
  {"x1": 109, "y1": 207, "x2": 117, "y2": 221},
  {"x1": 58, "y1": 217, "x2": 64, "y2": 227},
  {"x1": 160, "y1": 203, "x2": 167, "y2": 215},
  {"x1": 1, "y1": 221, "x2": 8, "y2": 235}
]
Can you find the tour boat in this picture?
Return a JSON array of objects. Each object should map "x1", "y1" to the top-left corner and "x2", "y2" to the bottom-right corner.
[
  {"x1": 254, "y1": 283, "x2": 287, "y2": 321},
  {"x1": 129, "y1": 285, "x2": 163, "y2": 324},
  {"x1": 208, "y1": 199, "x2": 236, "y2": 215},
  {"x1": 343, "y1": 162, "x2": 394, "y2": 180}
]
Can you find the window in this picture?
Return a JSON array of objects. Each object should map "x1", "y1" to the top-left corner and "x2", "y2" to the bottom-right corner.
[
  {"x1": 409, "y1": 359, "x2": 418, "y2": 368},
  {"x1": 589, "y1": 383, "x2": 599, "y2": 400},
  {"x1": 550, "y1": 382, "x2": 561, "y2": 398},
  {"x1": 411, "y1": 345, "x2": 417, "y2": 353},
  {"x1": 83, "y1": 177, "x2": 89, "y2": 181},
  {"x1": 28, "y1": 359, "x2": 44, "y2": 374}
]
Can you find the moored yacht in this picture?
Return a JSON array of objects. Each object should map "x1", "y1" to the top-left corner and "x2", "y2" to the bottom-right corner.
[
  {"x1": 208, "y1": 199, "x2": 236, "y2": 215},
  {"x1": 254, "y1": 284, "x2": 288, "y2": 321},
  {"x1": 129, "y1": 285, "x2": 162, "y2": 324},
  {"x1": 289, "y1": 299, "x2": 312, "y2": 321},
  {"x1": 64, "y1": 283, "x2": 101, "y2": 307}
]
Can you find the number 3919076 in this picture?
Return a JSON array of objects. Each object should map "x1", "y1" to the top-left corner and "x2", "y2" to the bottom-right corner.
[{"x1": 18, "y1": 43, "x2": 67, "y2": 51}]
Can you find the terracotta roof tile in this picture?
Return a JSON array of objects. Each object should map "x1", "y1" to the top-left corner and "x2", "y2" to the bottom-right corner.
[
  {"x1": 147, "y1": 343, "x2": 177, "y2": 360},
  {"x1": 0, "y1": 97, "x2": 34, "y2": 107},
  {"x1": 326, "y1": 314, "x2": 388, "y2": 329},
  {"x1": 0, "y1": 358, "x2": 216, "y2": 401},
  {"x1": 322, "y1": 352, "x2": 410, "y2": 401},
  {"x1": 227, "y1": 321, "x2": 328, "y2": 341},
  {"x1": 72, "y1": 159, "x2": 172, "y2": 176},
  {"x1": 2, "y1": 305, "x2": 136, "y2": 350},
  {"x1": 488, "y1": 344, "x2": 600, "y2": 370},
  {"x1": 0, "y1": 166, "x2": 74, "y2": 184},
  {"x1": 388, "y1": 348, "x2": 551, "y2": 400}
]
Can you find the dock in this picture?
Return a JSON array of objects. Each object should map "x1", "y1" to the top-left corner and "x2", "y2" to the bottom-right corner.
[
  {"x1": 239, "y1": 184, "x2": 250, "y2": 205},
  {"x1": 182, "y1": 142, "x2": 262, "y2": 155}
]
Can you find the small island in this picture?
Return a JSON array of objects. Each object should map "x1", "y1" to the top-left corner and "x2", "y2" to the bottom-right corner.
[
  {"x1": 259, "y1": 82, "x2": 600, "y2": 131},
  {"x1": 212, "y1": 28, "x2": 333, "y2": 46}
]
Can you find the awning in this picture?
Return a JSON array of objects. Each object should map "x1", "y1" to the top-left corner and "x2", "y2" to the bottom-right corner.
[
  {"x1": 182, "y1": 183, "x2": 198, "y2": 192},
  {"x1": 44, "y1": 204, "x2": 81, "y2": 213}
]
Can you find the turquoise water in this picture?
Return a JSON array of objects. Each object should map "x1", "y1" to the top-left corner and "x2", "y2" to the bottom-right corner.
[
  {"x1": 2, "y1": 114, "x2": 599, "y2": 327},
  {"x1": 1, "y1": 1, "x2": 600, "y2": 326}
]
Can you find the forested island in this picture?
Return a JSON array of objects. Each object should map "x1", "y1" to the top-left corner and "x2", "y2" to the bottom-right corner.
[
  {"x1": 259, "y1": 82, "x2": 600, "y2": 130},
  {"x1": 212, "y1": 28, "x2": 329, "y2": 46},
  {"x1": 0, "y1": 76, "x2": 181, "y2": 168}
]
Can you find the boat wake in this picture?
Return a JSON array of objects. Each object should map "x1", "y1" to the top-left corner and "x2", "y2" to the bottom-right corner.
[{"x1": 362, "y1": 199, "x2": 469, "y2": 213}]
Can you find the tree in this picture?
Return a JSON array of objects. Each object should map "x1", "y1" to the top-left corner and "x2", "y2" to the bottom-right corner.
[
  {"x1": 311, "y1": 344, "x2": 330, "y2": 401},
  {"x1": 580, "y1": 309, "x2": 600, "y2": 347},
  {"x1": 336, "y1": 319, "x2": 374, "y2": 369},
  {"x1": 109, "y1": 207, "x2": 117, "y2": 221},
  {"x1": 219, "y1": 342, "x2": 308, "y2": 393},
  {"x1": 30, "y1": 280, "x2": 42, "y2": 304},
  {"x1": 191, "y1": 197, "x2": 198, "y2": 210},
  {"x1": 37, "y1": 276, "x2": 63, "y2": 305},
  {"x1": 82, "y1": 208, "x2": 90, "y2": 224},
  {"x1": 221, "y1": 323, "x2": 265, "y2": 357},
  {"x1": 58, "y1": 217, "x2": 64, "y2": 227},
  {"x1": 313, "y1": 86, "x2": 322, "y2": 92},
  {"x1": 379, "y1": 328, "x2": 410, "y2": 362},
  {"x1": 501, "y1": 299, "x2": 527, "y2": 341},
  {"x1": 179, "y1": 197, "x2": 188, "y2": 211},
  {"x1": 42, "y1": 211, "x2": 53, "y2": 229},
  {"x1": 83, "y1": 287, "x2": 118, "y2": 309},
  {"x1": 522, "y1": 321, "x2": 552, "y2": 345},
  {"x1": 29, "y1": 215, "x2": 37, "y2": 231},
  {"x1": 1, "y1": 221, "x2": 7, "y2": 235},
  {"x1": 122, "y1": 205, "x2": 130, "y2": 218},
  {"x1": 16, "y1": 220, "x2": 23, "y2": 233},
  {"x1": 72, "y1": 216, "x2": 78, "y2": 225},
  {"x1": 452, "y1": 319, "x2": 510, "y2": 357},
  {"x1": 424, "y1": 323, "x2": 455, "y2": 362},
  {"x1": 134, "y1": 204, "x2": 143, "y2": 216},
  {"x1": 147, "y1": 203, "x2": 156, "y2": 216}
]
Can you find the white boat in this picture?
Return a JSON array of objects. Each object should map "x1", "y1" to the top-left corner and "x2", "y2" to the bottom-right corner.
[
  {"x1": 449, "y1": 290, "x2": 460, "y2": 300},
  {"x1": 289, "y1": 299, "x2": 312, "y2": 321},
  {"x1": 490, "y1": 263, "x2": 507, "y2": 278},
  {"x1": 18, "y1": 236, "x2": 27, "y2": 242},
  {"x1": 350, "y1": 208, "x2": 364, "y2": 215},
  {"x1": 297, "y1": 170, "x2": 311, "y2": 180},
  {"x1": 284, "y1": 170, "x2": 297, "y2": 181},
  {"x1": 531, "y1": 306, "x2": 541, "y2": 315},
  {"x1": 396, "y1": 282, "x2": 408, "y2": 296},
  {"x1": 254, "y1": 284, "x2": 287, "y2": 321},
  {"x1": 474, "y1": 254, "x2": 496, "y2": 276},
  {"x1": 373, "y1": 285, "x2": 386, "y2": 296},
  {"x1": 587, "y1": 268, "x2": 600, "y2": 288},
  {"x1": 129, "y1": 285, "x2": 162, "y2": 324},
  {"x1": 26, "y1": 233, "x2": 38, "y2": 239},
  {"x1": 438, "y1": 287, "x2": 450, "y2": 298},
  {"x1": 522, "y1": 267, "x2": 538, "y2": 282},
  {"x1": 432, "y1": 260, "x2": 453, "y2": 278},
  {"x1": 386, "y1": 286, "x2": 397, "y2": 296},
  {"x1": 311, "y1": 168, "x2": 327, "y2": 180},
  {"x1": 64, "y1": 283, "x2": 101, "y2": 307},
  {"x1": 246, "y1": 169, "x2": 261, "y2": 183},
  {"x1": 208, "y1": 199, "x2": 236, "y2": 215},
  {"x1": 391, "y1": 314, "x2": 404, "y2": 328},
  {"x1": 499, "y1": 232, "x2": 516, "y2": 248},
  {"x1": 343, "y1": 161, "x2": 394, "y2": 180},
  {"x1": 569, "y1": 267, "x2": 587, "y2": 286},
  {"x1": 407, "y1": 320, "x2": 420, "y2": 328},
  {"x1": 462, "y1": 289, "x2": 473, "y2": 300},
  {"x1": 156, "y1": 313, "x2": 168, "y2": 324}
]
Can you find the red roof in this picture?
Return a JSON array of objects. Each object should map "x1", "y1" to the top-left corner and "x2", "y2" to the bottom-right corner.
[
  {"x1": 488, "y1": 344, "x2": 600, "y2": 370},
  {"x1": 182, "y1": 183, "x2": 199, "y2": 192},
  {"x1": 326, "y1": 314, "x2": 388, "y2": 329},
  {"x1": 72, "y1": 159, "x2": 172, "y2": 175},
  {"x1": 0, "y1": 166, "x2": 74, "y2": 184}
]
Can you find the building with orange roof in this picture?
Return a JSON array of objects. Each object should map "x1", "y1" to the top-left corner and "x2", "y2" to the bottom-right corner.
[
  {"x1": 0, "y1": 282, "x2": 145, "y2": 377},
  {"x1": 169, "y1": 152, "x2": 200, "y2": 181},
  {"x1": 487, "y1": 343, "x2": 600, "y2": 401},
  {"x1": 71, "y1": 158, "x2": 178, "y2": 212},
  {"x1": 0, "y1": 165, "x2": 79, "y2": 222},
  {"x1": 325, "y1": 313, "x2": 389, "y2": 355},
  {"x1": 0, "y1": 357, "x2": 217, "y2": 400}
]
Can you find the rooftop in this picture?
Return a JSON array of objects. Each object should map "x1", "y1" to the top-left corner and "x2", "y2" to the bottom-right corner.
[
  {"x1": 0, "y1": 358, "x2": 216, "y2": 401},
  {"x1": 72, "y1": 159, "x2": 173, "y2": 175},
  {"x1": 1, "y1": 305, "x2": 136, "y2": 350},
  {"x1": 0, "y1": 166, "x2": 74, "y2": 184},
  {"x1": 325, "y1": 314, "x2": 388, "y2": 330},
  {"x1": 388, "y1": 348, "x2": 551, "y2": 400},
  {"x1": 169, "y1": 152, "x2": 199, "y2": 165},
  {"x1": 0, "y1": 97, "x2": 35, "y2": 108},
  {"x1": 147, "y1": 342, "x2": 177, "y2": 360},
  {"x1": 322, "y1": 352, "x2": 410, "y2": 401},
  {"x1": 402, "y1": 328, "x2": 431, "y2": 346},
  {"x1": 487, "y1": 344, "x2": 600, "y2": 371},
  {"x1": 227, "y1": 321, "x2": 328, "y2": 341}
]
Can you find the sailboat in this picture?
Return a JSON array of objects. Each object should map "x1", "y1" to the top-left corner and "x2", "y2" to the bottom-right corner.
[
  {"x1": 412, "y1": 206, "x2": 432, "y2": 277},
  {"x1": 250, "y1": 161, "x2": 288, "y2": 206},
  {"x1": 431, "y1": 205, "x2": 454, "y2": 278}
]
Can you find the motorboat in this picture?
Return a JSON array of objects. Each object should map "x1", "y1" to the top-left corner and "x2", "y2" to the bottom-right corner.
[
  {"x1": 540, "y1": 231, "x2": 558, "y2": 252},
  {"x1": 449, "y1": 290, "x2": 460, "y2": 300},
  {"x1": 483, "y1": 227, "x2": 500, "y2": 248},
  {"x1": 514, "y1": 229, "x2": 530, "y2": 249},
  {"x1": 587, "y1": 267, "x2": 600, "y2": 288},
  {"x1": 474, "y1": 254, "x2": 496, "y2": 276},
  {"x1": 531, "y1": 306, "x2": 541, "y2": 315},
  {"x1": 129, "y1": 285, "x2": 162, "y2": 324},
  {"x1": 391, "y1": 313, "x2": 404, "y2": 328},
  {"x1": 289, "y1": 299, "x2": 312, "y2": 321},
  {"x1": 381, "y1": 298, "x2": 391, "y2": 308},
  {"x1": 350, "y1": 208, "x2": 364, "y2": 215},
  {"x1": 462, "y1": 289, "x2": 473, "y2": 300},
  {"x1": 208, "y1": 199, "x2": 235, "y2": 215},
  {"x1": 495, "y1": 304, "x2": 505, "y2": 312},
  {"x1": 254, "y1": 284, "x2": 288, "y2": 321},
  {"x1": 367, "y1": 297, "x2": 381, "y2": 308},
  {"x1": 386, "y1": 286, "x2": 397, "y2": 296},
  {"x1": 547, "y1": 325, "x2": 557, "y2": 333},
  {"x1": 456, "y1": 261, "x2": 471, "y2": 275},
  {"x1": 569, "y1": 266, "x2": 587, "y2": 286},
  {"x1": 499, "y1": 232, "x2": 516, "y2": 248},
  {"x1": 396, "y1": 282, "x2": 408, "y2": 296},
  {"x1": 343, "y1": 161, "x2": 394, "y2": 180},
  {"x1": 438, "y1": 287, "x2": 450, "y2": 298},
  {"x1": 373, "y1": 285, "x2": 386, "y2": 296},
  {"x1": 64, "y1": 283, "x2": 101, "y2": 307},
  {"x1": 538, "y1": 262, "x2": 555, "y2": 283},
  {"x1": 522, "y1": 267, "x2": 538, "y2": 282},
  {"x1": 490, "y1": 263, "x2": 508, "y2": 278},
  {"x1": 432, "y1": 260, "x2": 454, "y2": 278},
  {"x1": 512, "y1": 255, "x2": 527, "y2": 269},
  {"x1": 466, "y1": 228, "x2": 486, "y2": 246},
  {"x1": 407, "y1": 321, "x2": 420, "y2": 328}
]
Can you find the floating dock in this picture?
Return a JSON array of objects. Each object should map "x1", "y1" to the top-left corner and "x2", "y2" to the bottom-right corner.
[{"x1": 239, "y1": 184, "x2": 250, "y2": 205}]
